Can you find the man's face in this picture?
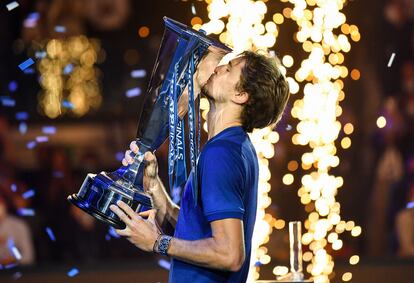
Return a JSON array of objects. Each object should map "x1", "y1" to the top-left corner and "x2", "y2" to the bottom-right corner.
[{"x1": 202, "y1": 56, "x2": 245, "y2": 103}]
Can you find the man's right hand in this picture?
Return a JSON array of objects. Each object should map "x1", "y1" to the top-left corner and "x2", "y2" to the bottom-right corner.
[{"x1": 122, "y1": 141, "x2": 159, "y2": 195}]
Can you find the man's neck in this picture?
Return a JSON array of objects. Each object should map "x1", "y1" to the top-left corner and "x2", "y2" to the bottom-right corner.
[{"x1": 206, "y1": 100, "x2": 242, "y2": 140}]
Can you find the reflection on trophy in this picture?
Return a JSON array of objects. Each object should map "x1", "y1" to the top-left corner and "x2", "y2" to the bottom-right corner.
[{"x1": 68, "y1": 17, "x2": 231, "y2": 229}]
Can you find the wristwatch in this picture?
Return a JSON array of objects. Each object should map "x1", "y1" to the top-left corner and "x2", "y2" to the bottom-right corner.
[{"x1": 153, "y1": 234, "x2": 172, "y2": 256}]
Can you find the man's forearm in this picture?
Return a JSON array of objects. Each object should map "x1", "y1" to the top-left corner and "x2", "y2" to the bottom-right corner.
[
  {"x1": 167, "y1": 237, "x2": 244, "y2": 272},
  {"x1": 150, "y1": 176, "x2": 180, "y2": 228}
]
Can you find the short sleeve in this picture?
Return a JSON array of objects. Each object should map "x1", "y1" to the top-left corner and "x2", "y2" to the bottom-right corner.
[{"x1": 199, "y1": 142, "x2": 245, "y2": 222}]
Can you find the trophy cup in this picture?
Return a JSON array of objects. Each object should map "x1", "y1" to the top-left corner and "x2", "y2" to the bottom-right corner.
[{"x1": 68, "y1": 17, "x2": 231, "y2": 229}]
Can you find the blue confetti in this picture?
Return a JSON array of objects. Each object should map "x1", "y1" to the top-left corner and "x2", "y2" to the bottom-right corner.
[
  {"x1": 15, "y1": 111, "x2": 28, "y2": 120},
  {"x1": 10, "y1": 184, "x2": 17, "y2": 192},
  {"x1": 36, "y1": 136, "x2": 48, "y2": 143},
  {"x1": 105, "y1": 234, "x2": 111, "y2": 241},
  {"x1": 63, "y1": 64, "x2": 73, "y2": 75},
  {"x1": 53, "y1": 171, "x2": 64, "y2": 178},
  {"x1": 18, "y1": 58, "x2": 35, "y2": 71},
  {"x1": 158, "y1": 259, "x2": 171, "y2": 270},
  {"x1": 6, "y1": 1, "x2": 19, "y2": 11},
  {"x1": 23, "y1": 67, "x2": 35, "y2": 74},
  {"x1": 22, "y1": 189, "x2": 35, "y2": 199},
  {"x1": 67, "y1": 268, "x2": 79, "y2": 277},
  {"x1": 17, "y1": 208, "x2": 35, "y2": 216},
  {"x1": 130, "y1": 69, "x2": 146, "y2": 78},
  {"x1": 108, "y1": 227, "x2": 120, "y2": 238},
  {"x1": 286, "y1": 124, "x2": 292, "y2": 131},
  {"x1": 54, "y1": 25, "x2": 66, "y2": 33},
  {"x1": 24, "y1": 12, "x2": 39, "y2": 28},
  {"x1": 1, "y1": 97, "x2": 16, "y2": 107},
  {"x1": 35, "y1": 51, "x2": 46, "y2": 59},
  {"x1": 19, "y1": 122, "x2": 28, "y2": 134},
  {"x1": 126, "y1": 87, "x2": 142, "y2": 98},
  {"x1": 42, "y1": 126, "x2": 56, "y2": 135},
  {"x1": 45, "y1": 227, "x2": 56, "y2": 241},
  {"x1": 407, "y1": 201, "x2": 414, "y2": 209},
  {"x1": 8, "y1": 81, "x2": 18, "y2": 92},
  {"x1": 11, "y1": 246, "x2": 22, "y2": 261},
  {"x1": 26, "y1": 141, "x2": 36, "y2": 149},
  {"x1": 62, "y1": 100, "x2": 74, "y2": 109}
]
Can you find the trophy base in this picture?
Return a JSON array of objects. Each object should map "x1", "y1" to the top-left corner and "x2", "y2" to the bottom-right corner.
[
  {"x1": 68, "y1": 194, "x2": 126, "y2": 229},
  {"x1": 68, "y1": 172, "x2": 152, "y2": 230}
]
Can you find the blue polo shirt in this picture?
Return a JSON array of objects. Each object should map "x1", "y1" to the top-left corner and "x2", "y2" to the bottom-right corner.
[{"x1": 169, "y1": 126, "x2": 259, "y2": 283}]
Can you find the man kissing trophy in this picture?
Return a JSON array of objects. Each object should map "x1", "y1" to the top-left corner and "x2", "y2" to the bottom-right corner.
[{"x1": 68, "y1": 17, "x2": 231, "y2": 229}]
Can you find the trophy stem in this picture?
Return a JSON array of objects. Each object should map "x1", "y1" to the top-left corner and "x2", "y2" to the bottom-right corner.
[{"x1": 120, "y1": 149, "x2": 146, "y2": 186}]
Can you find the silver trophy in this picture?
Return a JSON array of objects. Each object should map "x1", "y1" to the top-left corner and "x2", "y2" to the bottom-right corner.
[{"x1": 68, "y1": 17, "x2": 231, "y2": 229}]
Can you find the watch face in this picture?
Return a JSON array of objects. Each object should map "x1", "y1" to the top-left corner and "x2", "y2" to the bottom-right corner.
[{"x1": 159, "y1": 236, "x2": 172, "y2": 255}]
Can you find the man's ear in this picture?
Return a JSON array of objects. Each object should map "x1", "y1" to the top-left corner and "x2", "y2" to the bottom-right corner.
[{"x1": 232, "y1": 91, "x2": 249, "y2": 105}]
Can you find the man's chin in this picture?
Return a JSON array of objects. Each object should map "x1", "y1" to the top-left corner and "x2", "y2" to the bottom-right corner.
[{"x1": 201, "y1": 86, "x2": 213, "y2": 100}]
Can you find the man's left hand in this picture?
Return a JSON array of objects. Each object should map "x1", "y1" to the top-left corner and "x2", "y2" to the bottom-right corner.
[{"x1": 110, "y1": 201, "x2": 160, "y2": 252}]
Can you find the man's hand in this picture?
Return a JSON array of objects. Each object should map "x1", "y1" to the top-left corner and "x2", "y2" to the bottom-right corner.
[
  {"x1": 122, "y1": 141, "x2": 159, "y2": 194},
  {"x1": 110, "y1": 201, "x2": 160, "y2": 252}
]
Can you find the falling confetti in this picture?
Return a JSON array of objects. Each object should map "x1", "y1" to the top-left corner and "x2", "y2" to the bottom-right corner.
[
  {"x1": 19, "y1": 122, "x2": 28, "y2": 134},
  {"x1": 34, "y1": 51, "x2": 46, "y2": 59},
  {"x1": 6, "y1": 1, "x2": 19, "y2": 11},
  {"x1": 26, "y1": 141, "x2": 36, "y2": 149},
  {"x1": 63, "y1": 64, "x2": 73, "y2": 75},
  {"x1": 130, "y1": 69, "x2": 147, "y2": 78},
  {"x1": 191, "y1": 3, "x2": 196, "y2": 15},
  {"x1": 1, "y1": 97, "x2": 16, "y2": 107},
  {"x1": 24, "y1": 12, "x2": 39, "y2": 28},
  {"x1": 108, "y1": 227, "x2": 120, "y2": 238},
  {"x1": 42, "y1": 126, "x2": 56, "y2": 135},
  {"x1": 15, "y1": 111, "x2": 28, "y2": 120},
  {"x1": 387, "y1": 53, "x2": 396, "y2": 67},
  {"x1": 22, "y1": 189, "x2": 35, "y2": 199},
  {"x1": 18, "y1": 58, "x2": 35, "y2": 71},
  {"x1": 54, "y1": 25, "x2": 66, "y2": 33},
  {"x1": 286, "y1": 124, "x2": 292, "y2": 131},
  {"x1": 62, "y1": 100, "x2": 75, "y2": 109},
  {"x1": 126, "y1": 87, "x2": 142, "y2": 98},
  {"x1": 67, "y1": 268, "x2": 79, "y2": 277},
  {"x1": 23, "y1": 67, "x2": 35, "y2": 74},
  {"x1": 158, "y1": 259, "x2": 171, "y2": 270},
  {"x1": 36, "y1": 136, "x2": 49, "y2": 143},
  {"x1": 11, "y1": 246, "x2": 22, "y2": 261},
  {"x1": 45, "y1": 227, "x2": 56, "y2": 241},
  {"x1": 10, "y1": 184, "x2": 17, "y2": 192},
  {"x1": 17, "y1": 208, "x2": 35, "y2": 216},
  {"x1": 407, "y1": 201, "x2": 414, "y2": 209},
  {"x1": 8, "y1": 81, "x2": 18, "y2": 92}
]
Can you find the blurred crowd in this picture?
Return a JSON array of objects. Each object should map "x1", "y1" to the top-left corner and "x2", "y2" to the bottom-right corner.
[{"x1": 366, "y1": 0, "x2": 414, "y2": 258}]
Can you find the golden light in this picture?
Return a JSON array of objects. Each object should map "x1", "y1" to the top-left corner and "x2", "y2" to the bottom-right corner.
[
  {"x1": 138, "y1": 26, "x2": 150, "y2": 38},
  {"x1": 343, "y1": 123, "x2": 354, "y2": 135},
  {"x1": 349, "y1": 255, "x2": 360, "y2": 265},
  {"x1": 376, "y1": 116, "x2": 387, "y2": 128},
  {"x1": 197, "y1": 0, "x2": 361, "y2": 282},
  {"x1": 38, "y1": 36, "x2": 101, "y2": 118},
  {"x1": 273, "y1": 266, "x2": 289, "y2": 276},
  {"x1": 341, "y1": 272, "x2": 353, "y2": 282}
]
